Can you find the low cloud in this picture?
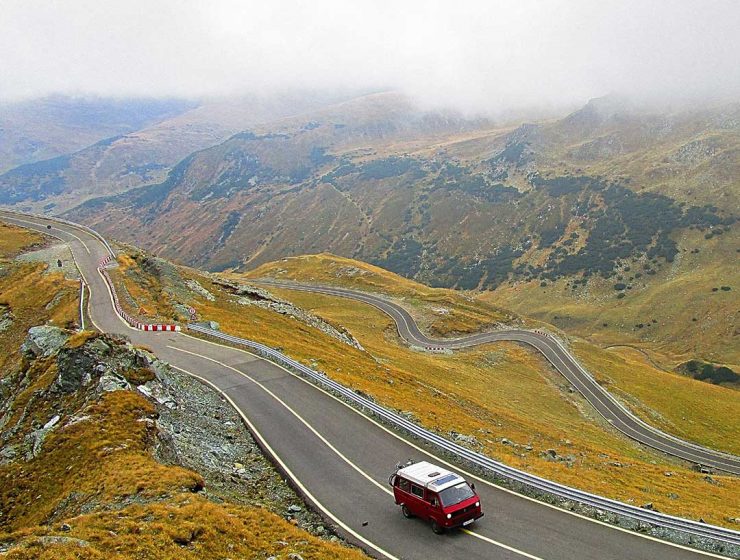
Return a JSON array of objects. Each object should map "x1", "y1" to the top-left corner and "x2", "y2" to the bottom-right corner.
[{"x1": 2, "y1": 0, "x2": 738, "y2": 114}]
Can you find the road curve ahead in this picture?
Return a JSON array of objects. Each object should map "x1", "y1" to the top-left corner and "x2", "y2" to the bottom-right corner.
[
  {"x1": 253, "y1": 280, "x2": 740, "y2": 476},
  {"x1": 1, "y1": 210, "x2": 736, "y2": 560}
]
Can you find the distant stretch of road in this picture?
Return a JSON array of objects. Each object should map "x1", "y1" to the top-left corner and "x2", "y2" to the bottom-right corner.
[
  {"x1": 1, "y1": 210, "x2": 736, "y2": 560},
  {"x1": 254, "y1": 280, "x2": 740, "y2": 476}
]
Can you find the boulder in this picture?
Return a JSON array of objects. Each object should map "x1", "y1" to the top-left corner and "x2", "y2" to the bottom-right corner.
[
  {"x1": 97, "y1": 373, "x2": 131, "y2": 393},
  {"x1": 21, "y1": 326, "x2": 69, "y2": 358}
]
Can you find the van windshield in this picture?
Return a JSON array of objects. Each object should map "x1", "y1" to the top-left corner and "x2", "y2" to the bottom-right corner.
[{"x1": 438, "y1": 482, "x2": 475, "y2": 507}]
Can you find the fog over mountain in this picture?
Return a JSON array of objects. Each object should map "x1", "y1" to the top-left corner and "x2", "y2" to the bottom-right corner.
[{"x1": 2, "y1": 0, "x2": 739, "y2": 115}]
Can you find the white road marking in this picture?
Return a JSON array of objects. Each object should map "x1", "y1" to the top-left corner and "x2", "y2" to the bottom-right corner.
[
  {"x1": 178, "y1": 332, "x2": 735, "y2": 560},
  {"x1": 167, "y1": 343, "x2": 547, "y2": 560},
  {"x1": 167, "y1": 362, "x2": 401, "y2": 560},
  {"x1": 13, "y1": 215, "x2": 734, "y2": 559}
]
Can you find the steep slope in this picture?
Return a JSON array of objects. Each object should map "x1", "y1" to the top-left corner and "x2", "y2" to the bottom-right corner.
[
  {"x1": 0, "y1": 223, "x2": 367, "y2": 560},
  {"x1": 0, "y1": 91, "x2": 360, "y2": 213},
  {"x1": 0, "y1": 95, "x2": 195, "y2": 173},
  {"x1": 66, "y1": 95, "x2": 738, "y2": 365},
  {"x1": 98, "y1": 245, "x2": 740, "y2": 527}
]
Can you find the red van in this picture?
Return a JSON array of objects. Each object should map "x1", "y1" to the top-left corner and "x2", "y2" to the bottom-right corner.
[{"x1": 388, "y1": 461, "x2": 483, "y2": 534}]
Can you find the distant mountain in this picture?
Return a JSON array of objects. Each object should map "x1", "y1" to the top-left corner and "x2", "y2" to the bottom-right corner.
[
  {"x1": 67, "y1": 94, "x2": 736, "y2": 282},
  {"x1": 0, "y1": 91, "x2": 368, "y2": 212},
  {"x1": 0, "y1": 95, "x2": 196, "y2": 173},
  {"x1": 60, "y1": 93, "x2": 739, "y2": 365}
]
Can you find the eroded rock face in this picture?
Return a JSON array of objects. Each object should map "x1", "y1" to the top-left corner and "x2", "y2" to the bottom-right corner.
[
  {"x1": 21, "y1": 325, "x2": 70, "y2": 358},
  {"x1": 213, "y1": 278, "x2": 364, "y2": 350}
]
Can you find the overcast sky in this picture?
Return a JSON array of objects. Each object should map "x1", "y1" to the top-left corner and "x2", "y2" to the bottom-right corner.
[{"x1": 2, "y1": 0, "x2": 739, "y2": 114}]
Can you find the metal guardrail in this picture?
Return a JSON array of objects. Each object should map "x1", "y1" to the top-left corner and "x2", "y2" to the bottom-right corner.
[
  {"x1": 189, "y1": 323, "x2": 740, "y2": 551},
  {"x1": 4, "y1": 210, "x2": 736, "y2": 553},
  {"x1": 253, "y1": 281, "x2": 740, "y2": 472}
]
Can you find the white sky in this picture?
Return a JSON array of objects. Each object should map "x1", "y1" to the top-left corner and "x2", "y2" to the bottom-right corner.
[{"x1": 2, "y1": 0, "x2": 739, "y2": 113}]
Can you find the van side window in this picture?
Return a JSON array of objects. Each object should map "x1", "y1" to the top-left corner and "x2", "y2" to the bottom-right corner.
[
  {"x1": 398, "y1": 478, "x2": 411, "y2": 493},
  {"x1": 410, "y1": 484, "x2": 424, "y2": 498}
]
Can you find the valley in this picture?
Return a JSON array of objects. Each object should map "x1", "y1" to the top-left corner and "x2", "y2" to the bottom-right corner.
[
  {"x1": 2, "y1": 211, "x2": 738, "y2": 559},
  {"x1": 2, "y1": 3, "x2": 738, "y2": 559}
]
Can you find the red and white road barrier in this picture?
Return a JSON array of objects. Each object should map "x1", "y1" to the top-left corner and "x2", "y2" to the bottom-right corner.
[
  {"x1": 141, "y1": 324, "x2": 179, "y2": 332},
  {"x1": 97, "y1": 255, "x2": 180, "y2": 332}
]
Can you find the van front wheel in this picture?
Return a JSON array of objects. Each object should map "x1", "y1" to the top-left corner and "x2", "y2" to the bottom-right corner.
[
  {"x1": 402, "y1": 505, "x2": 414, "y2": 518},
  {"x1": 431, "y1": 521, "x2": 445, "y2": 535}
]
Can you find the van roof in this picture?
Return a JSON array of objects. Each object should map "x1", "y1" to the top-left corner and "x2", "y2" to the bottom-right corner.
[{"x1": 397, "y1": 461, "x2": 466, "y2": 492}]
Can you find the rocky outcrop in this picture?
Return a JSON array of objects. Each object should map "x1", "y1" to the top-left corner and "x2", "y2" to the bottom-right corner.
[
  {"x1": 214, "y1": 278, "x2": 364, "y2": 350},
  {"x1": 0, "y1": 304, "x2": 13, "y2": 333},
  {"x1": 21, "y1": 325, "x2": 69, "y2": 358},
  {"x1": 1, "y1": 325, "x2": 338, "y2": 539},
  {"x1": 186, "y1": 279, "x2": 215, "y2": 301}
]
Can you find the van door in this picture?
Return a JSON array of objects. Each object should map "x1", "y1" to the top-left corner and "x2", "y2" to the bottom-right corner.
[
  {"x1": 426, "y1": 491, "x2": 443, "y2": 525},
  {"x1": 408, "y1": 483, "x2": 426, "y2": 516}
]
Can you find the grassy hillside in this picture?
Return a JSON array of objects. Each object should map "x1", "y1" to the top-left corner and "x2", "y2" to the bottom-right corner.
[
  {"x1": 246, "y1": 252, "x2": 520, "y2": 336},
  {"x1": 485, "y1": 227, "x2": 739, "y2": 368},
  {"x1": 0, "y1": 96, "x2": 194, "y2": 174},
  {"x1": 0, "y1": 92, "x2": 362, "y2": 214},
  {"x1": 109, "y1": 248, "x2": 740, "y2": 527},
  {"x1": 0, "y1": 223, "x2": 79, "y2": 371},
  {"x1": 0, "y1": 224, "x2": 368, "y2": 560}
]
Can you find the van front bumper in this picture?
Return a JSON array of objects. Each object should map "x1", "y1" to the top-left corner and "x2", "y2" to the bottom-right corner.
[{"x1": 448, "y1": 511, "x2": 484, "y2": 529}]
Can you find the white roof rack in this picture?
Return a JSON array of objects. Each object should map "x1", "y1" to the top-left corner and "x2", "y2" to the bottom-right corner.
[{"x1": 397, "y1": 461, "x2": 465, "y2": 491}]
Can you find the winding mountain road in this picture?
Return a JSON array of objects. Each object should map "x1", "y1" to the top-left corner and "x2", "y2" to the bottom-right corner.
[
  {"x1": 253, "y1": 280, "x2": 740, "y2": 476},
  {"x1": 1, "y1": 210, "x2": 737, "y2": 560}
]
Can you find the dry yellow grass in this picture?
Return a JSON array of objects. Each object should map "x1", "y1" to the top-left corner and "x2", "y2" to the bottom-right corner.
[
  {"x1": 0, "y1": 223, "x2": 79, "y2": 372},
  {"x1": 1, "y1": 388, "x2": 203, "y2": 531},
  {"x1": 2, "y1": 496, "x2": 366, "y2": 560},
  {"x1": 246, "y1": 252, "x2": 519, "y2": 336},
  {"x1": 485, "y1": 228, "x2": 739, "y2": 369},
  {"x1": 0, "y1": 222, "x2": 44, "y2": 257},
  {"x1": 109, "y1": 249, "x2": 740, "y2": 526},
  {"x1": 573, "y1": 342, "x2": 740, "y2": 455}
]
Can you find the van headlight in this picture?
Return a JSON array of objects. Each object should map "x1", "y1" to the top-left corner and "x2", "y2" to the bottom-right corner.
[
  {"x1": 475, "y1": 502, "x2": 480, "y2": 507},
  {"x1": 446, "y1": 513, "x2": 452, "y2": 519}
]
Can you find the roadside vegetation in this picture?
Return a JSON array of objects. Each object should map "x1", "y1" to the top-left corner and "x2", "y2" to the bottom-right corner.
[
  {"x1": 0, "y1": 223, "x2": 367, "y2": 560},
  {"x1": 246, "y1": 252, "x2": 521, "y2": 336},
  {"x1": 0, "y1": 223, "x2": 78, "y2": 371},
  {"x1": 110, "y1": 248, "x2": 740, "y2": 528}
]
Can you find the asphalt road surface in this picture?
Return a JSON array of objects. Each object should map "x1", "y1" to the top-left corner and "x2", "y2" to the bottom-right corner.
[
  {"x1": 254, "y1": 280, "x2": 740, "y2": 476},
  {"x1": 1, "y1": 210, "x2": 734, "y2": 560}
]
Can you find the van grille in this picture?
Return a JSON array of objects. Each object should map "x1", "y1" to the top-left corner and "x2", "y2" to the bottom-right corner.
[{"x1": 451, "y1": 505, "x2": 473, "y2": 518}]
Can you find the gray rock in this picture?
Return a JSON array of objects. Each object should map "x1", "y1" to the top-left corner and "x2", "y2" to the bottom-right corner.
[
  {"x1": 288, "y1": 504, "x2": 302, "y2": 513},
  {"x1": 186, "y1": 279, "x2": 216, "y2": 301},
  {"x1": 0, "y1": 304, "x2": 13, "y2": 333},
  {"x1": 0, "y1": 445, "x2": 17, "y2": 463},
  {"x1": 87, "y1": 338, "x2": 111, "y2": 355},
  {"x1": 451, "y1": 432, "x2": 479, "y2": 446},
  {"x1": 542, "y1": 449, "x2": 559, "y2": 461},
  {"x1": 97, "y1": 373, "x2": 130, "y2": 393},
  {"x1": 288, "y1": 554, "x2": 304, "y2": 560},
  {"x1": 21, "y1": 326, "x2": 69, "y2": 358}
]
